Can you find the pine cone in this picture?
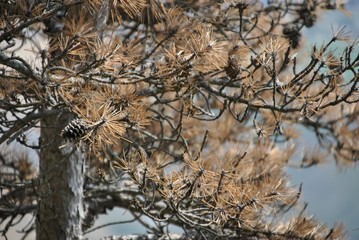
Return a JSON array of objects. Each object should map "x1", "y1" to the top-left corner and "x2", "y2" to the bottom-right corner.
[
  {"x1": 283, "y1": 25, "x2": 301, "y2": 49},
  {"x1": 60, "y1": 119, "x2": 89, "y2": 141},
  {"x1": 225, "y1": 57, "x2": 241, "y2": 79}
]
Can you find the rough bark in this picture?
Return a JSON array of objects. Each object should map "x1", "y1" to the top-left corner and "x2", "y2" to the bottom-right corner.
[{"x1": 36, "y1": 112, "x2": 85, "y2": 240}]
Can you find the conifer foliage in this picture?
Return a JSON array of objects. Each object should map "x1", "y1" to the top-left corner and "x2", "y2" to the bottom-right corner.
[{"x1": 0, "y1": 0, "x2": 358, "y2": 239}]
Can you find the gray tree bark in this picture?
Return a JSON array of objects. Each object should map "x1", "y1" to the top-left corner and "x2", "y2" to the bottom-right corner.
[{"x1": 36, "y1": 112, "x2": 85, "y2": 240}]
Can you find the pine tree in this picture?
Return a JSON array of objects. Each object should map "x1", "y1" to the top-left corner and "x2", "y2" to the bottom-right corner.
[{"x1": 0, "y1": 0, "x2": 358, "y2": 239}]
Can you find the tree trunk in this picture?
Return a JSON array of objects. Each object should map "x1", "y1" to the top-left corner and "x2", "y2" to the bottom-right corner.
[{"x1": 36, "y1": 112, "x2": 85, "y2": 240}]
